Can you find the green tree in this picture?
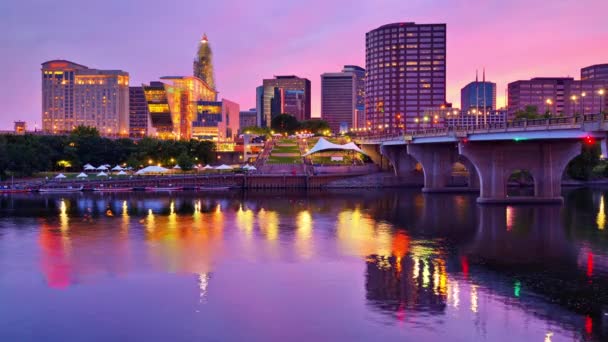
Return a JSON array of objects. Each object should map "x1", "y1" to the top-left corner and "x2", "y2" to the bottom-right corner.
[
  {"x1": 300, "y1": 119, "x2": 330, "y2": 135},
  {"x1": 514, "y1": 105, "x2": 540, "y2": 120},
  {"x1": 271, "y1": 114, "x2": 300, "y2": 134},
  {"x1": 566, "y1": 143, "x2": 600, "y2": 180},
  {"x1": 176, "y1": 152, "x2": 194, "y2": 171}
]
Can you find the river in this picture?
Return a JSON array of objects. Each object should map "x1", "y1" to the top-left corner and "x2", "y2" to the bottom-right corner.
[{"x1": 0, "y1": 188, "x2": 607, "y2": 341}]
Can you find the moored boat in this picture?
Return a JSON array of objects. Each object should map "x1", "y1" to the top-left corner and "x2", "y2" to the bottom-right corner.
[
  {"x1": 0, "y1": 188, "x2": 31, "y2": 194},
  {"x1": 198, "y1": 186, "x2": 230, "y2": 191},
  {"x1": 93, "y1": 187, "x2": 133, "y2": 192},
  {"x1": 145, "y1": 186, "x2": 183, "y2": 192},
  {"x1": 39, "y1": 186, "x2": 83, "y2": 193}
]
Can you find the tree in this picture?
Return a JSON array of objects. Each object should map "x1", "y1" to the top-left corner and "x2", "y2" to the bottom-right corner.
[
  {"x1": 176, "y1": 152, "x2": 194, "y2": 171},
  {"x1": 271, "y1": 114, "x2": 300, "y2": 134},
  {"x1": 566, "y1": 143, "x2": 600, "y2": 180},
  {"x1": 300, "y1": 119, "x2": 330, "y2": 135},
  {"x1": 241, "y1": 126, "x2": 270, "y2": 136},
  {"x1": 514, "y1": 105, "x2": 540, "y2": 120}
]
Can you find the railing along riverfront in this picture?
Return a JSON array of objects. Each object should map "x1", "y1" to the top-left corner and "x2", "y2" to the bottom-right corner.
[{"x1": 355, "y1": 114, "x2": 608, "y2": 143}]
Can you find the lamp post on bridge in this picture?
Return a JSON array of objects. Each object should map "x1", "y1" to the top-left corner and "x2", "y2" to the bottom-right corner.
[
  {"x1": 570, "y1": 95, "x2": 578, "y2": 117},
  {"x1": 600, "y1": 89, "x2": 606, "y2": 115},
  {"x1": 545, "y1": 98, "x2": 553, "y2": 116},
  {"x1": 581, "y1": 92, "x2": 586, "y2": 116}
]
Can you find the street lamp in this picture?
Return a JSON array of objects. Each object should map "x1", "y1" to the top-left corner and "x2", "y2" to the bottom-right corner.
[
  {"x1": 545, "y1": 98, "x2": 553, "y2": 116},
  {"x1": 581, "y1": 92, "x2": 586, "y2": 115}
]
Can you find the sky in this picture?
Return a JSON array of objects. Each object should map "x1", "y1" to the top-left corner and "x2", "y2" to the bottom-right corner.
[{"x1": 1, "y1": 0, "x2": 607, "y2": 130}]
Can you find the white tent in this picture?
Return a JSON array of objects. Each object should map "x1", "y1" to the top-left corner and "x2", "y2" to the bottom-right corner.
[
  {"x1": 215, "y1": 164, "x2": 233, "y2": 170},
  {"x1": 103, "y1": 164, "x2": 111, "y2": 168},
  {"x1": 55, "y1": 173, "x2": 67, "y2": 179},
  {"x1": 76, "y1": 172, "x2": 88, "y2": 178},
  {"x1": 247, "y1": 165, "x2": 257, "y2": 171},
  {"x1": 135, "y1": 165, "x2": 170, "y2": 175},
  {"x1": 116, "y1": 170, "x2": 127, "y2": 176},
  {"x1": 242, "y1": 164, "x2": 251, "y2": 170},
  {"x1": 173, "y1": 164, "x2": 181, "y2": 170},
  {"x1": 202, "y1": 164, "x2": 214, "y2": 170},
  {"x1": 112, "y1": 165, "x2": 124, "y2": 171},
  {"x1": 302, "y1": 138, "x2": 367, "y2": 156},
  {"x1": 97, "y1": 171, "x2": 108, "y2": 177},
  {"x1": 96, "y1": 165, "x2": 108, "y2": 171},
  {"x1": 84, "y1": 165, "x2": 96, "y2": 171}
]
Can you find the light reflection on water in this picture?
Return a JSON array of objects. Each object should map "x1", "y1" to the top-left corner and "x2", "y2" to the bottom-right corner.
[{"x1": 0, "y1": 189, "x2": 607, "y2": 341}]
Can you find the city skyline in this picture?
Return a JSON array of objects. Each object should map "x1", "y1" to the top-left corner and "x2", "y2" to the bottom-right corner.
[{"x1": 1, "y1": 0, "x2": 607, "y2": 129}]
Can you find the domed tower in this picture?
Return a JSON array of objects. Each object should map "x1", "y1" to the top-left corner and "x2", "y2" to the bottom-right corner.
[{"x1": 193, "y1": 33, "x2": 216, "y2": 90}]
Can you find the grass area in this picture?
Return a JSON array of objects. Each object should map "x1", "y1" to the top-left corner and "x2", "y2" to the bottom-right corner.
[
  {"x1": 271, "y1": 145, "x2": 300, "y2": 153},
  {"x1": 279, "y1": 138, "x2": 297, "y2": 144},
  {"x1": 267, "y1": 156, "x2": 302, "y2": 164},
  {"x1": 311, "y1": 156, "x2": 354, "y2": 165}
]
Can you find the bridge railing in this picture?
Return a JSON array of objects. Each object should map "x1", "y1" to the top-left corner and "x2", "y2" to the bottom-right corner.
[{"x1": 355, "y1": 114, "x2": 606, "y2": 143}]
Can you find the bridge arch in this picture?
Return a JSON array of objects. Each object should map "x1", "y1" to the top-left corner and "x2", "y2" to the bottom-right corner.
[{"x1": 505, "y1": 168, "x2": 536, "y2": 198}]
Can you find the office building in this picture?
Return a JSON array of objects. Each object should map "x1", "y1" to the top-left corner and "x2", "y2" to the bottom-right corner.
[
  {"x1": 365, "y1": 22, "x2": 447, "y2": 133},
  {"x1": 261, "y1": 75, "x2": 311, "y2": 125},
  {"x1": 192, "y1": 99, "x2": 240, "y2": 141},
  {"x1": 321, "y1": 65, "x2": 365, "y2": 133},
  {"x1": 256, "y1": 86, "x2": 264, "y2": 127},
  {"x1": 42, "y1": 60, "x2": 129, "y2": 136},
  {"x1": 239, "y1": 108, "x2": 257, "y2": 130},
  {"x1": 508, "y1": 77, "x2": 608, "y2": 118},
  {"x1": 14, "y1": 121, "x2": 26, "y2": 135},
  {"x1": 193, "y1": 34, "x2": 216, "y2": 90},
  {"x1": 581, "y1": 63, "x2": 608, "y2": 81},
  {"x1": 143, "y1": 81, "x2": 173, "y2": 138},
  {"x1": 460, "y1": 80, "x2": 496, "y2": 113},
  {"x1": 128, "y1": 86, "x2": 154, "y2": 138}
]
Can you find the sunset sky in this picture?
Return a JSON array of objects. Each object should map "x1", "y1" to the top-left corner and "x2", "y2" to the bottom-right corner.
[{"x1": 1, "y1": 0, "x2": 606, "y2": 129}]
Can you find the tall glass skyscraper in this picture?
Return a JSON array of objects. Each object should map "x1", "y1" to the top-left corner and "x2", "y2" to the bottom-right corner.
[
  {"x1": 321, "y1": 65, "x2": 365, "y2": 133},
  {"x1": 365, "y1": 22, "x2": 446, "y2": 133},
  {"x1": 460, "y1": 81, "x2": 496, "y2": 113},
  {"x1": 193, "y1": 34, "x2": 216, "y2": 90}
]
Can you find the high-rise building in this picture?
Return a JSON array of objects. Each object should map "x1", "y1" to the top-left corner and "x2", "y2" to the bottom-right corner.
[
  {"x1": 239, "y1": 108, "x2": 257, "y2": 130},
  {"x1": 261, "y1": 75, "x2": 311, "y2": 125},
  {"x1": 42, "y1": 60, "x2": 129, "y2": 136},
  {"x1": 460, "y1": 80, "x2": 496, "y2": 113},
  {"x1": 256, "y1": 86, "x2": 264, "y2": 127},
  {"x1": 344, "y1": 65, "x2": 366, "y2": 128},
  {"x1": 365, "y1": 22, "x2": 447, "y2": 133},
  {"x1": 508, "y1": 77, "x2": 608, "y2": 118},
  {"x1": 321, "y1": 65, "x2": 365, "y2": 133},
  {"x1": 192, "y1": 99, "x2": 240, "y2": 141},
  {"x1": 193, "y1": 34, "x2": 216, "y2": 90},
  {"x1": 143, "y1": 81, "x2": 173, "y2": 138},
  {"x1": 128, "y1": 86, "x2": 154, "y2": 138},
  {"x1": 581, "y1": 63, "x2": 608, "y2": 81}
]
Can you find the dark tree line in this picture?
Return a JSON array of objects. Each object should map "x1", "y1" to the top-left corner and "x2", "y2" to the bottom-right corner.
[{"x1": 0, "y1": 126, "x2": 215, "y2": 179}]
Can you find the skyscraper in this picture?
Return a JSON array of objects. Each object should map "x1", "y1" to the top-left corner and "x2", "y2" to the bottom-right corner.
[
  {"x1": 461, "y1": 79, "x2": 496, "y2": 113},
  {"x1": 261, "y1": 75, "x2": 311, "y2": 125},
  {"x1": 193, "y1": 34, "x2": 216, "y2": 90},
  {"x1": 365, "y1": 22, "x2": 446, "y2": 133},
  {"x1": 321, "y1": 65, "x2": 365, "y2": 133},
  {"x1": 41, "y1": 60, "x2": 129, "y2": 136},
  {"x1": 128, "y1": 86, "x2": 154, "y2": 138}
]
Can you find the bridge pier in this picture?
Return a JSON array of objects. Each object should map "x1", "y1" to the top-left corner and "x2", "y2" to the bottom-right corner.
[
  {"x1": 459, "y1": 141, "x2": 581, "y2": 204},
  {"x1": 380, "y1": 145, "x2": 423, "y2": 184},
  {"x1": 360, "y1": 144, "x2": 391, "y2": 171}
]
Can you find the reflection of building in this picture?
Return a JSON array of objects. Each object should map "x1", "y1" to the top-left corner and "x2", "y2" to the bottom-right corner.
[
  {"x1": 261, "y1": 75, "x2": 311, "y2": 125},
  {"x1": 321, "y1": 65, "x2": 365, "y2": 133},
  {"x1": 14, "y1": 121, "x2": 26, "y2": 134},
  {"x1": 365, "y1": 22, "x2": 447, "y2": 133},
  {"x1": 461, "y1": 81, "x2": 496, "y2": 113},
  {"x1": 508, "y1": 76, "x2": 608, "y2": 118},
  {"x1": 128, "y1": 86, "x2": 154, "y2": 138},
  {"x1": 239, "y1": 108, "x2": 257, "y2": 131},
  {"x1": 42, "y1": 60, "x2": 129, "y2": 136},
  {"x1": 192, "y1": 99, "x2": 240, "y2": 140}
]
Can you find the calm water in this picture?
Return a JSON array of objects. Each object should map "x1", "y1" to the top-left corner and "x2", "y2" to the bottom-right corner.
[{"x1": 0, "y1": 189, "x2": 607, "y2": 341}]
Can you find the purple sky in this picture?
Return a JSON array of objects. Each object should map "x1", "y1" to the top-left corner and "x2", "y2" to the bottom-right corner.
[{"x1": 1, "y1": 0, "x2": 607, "y2": 129}]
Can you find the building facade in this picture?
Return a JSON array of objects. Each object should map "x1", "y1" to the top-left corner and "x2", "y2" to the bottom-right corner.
[
  {"x1": 581, "y1": 63, "x2": 608, "y2": 81},
  {"x1": 239, "y1": 108, "x2": 257, "y2": 131},
  {"x1": 193, "y1": 34, "x2": 216, "y2": 90},
  {"x1": 508, "y1": 77, "x2": 608, "y2": 118},
  {"x1": 42, "y1": 60, "x2": 129, "y2": 136},
  {"x1": 128, "y1": 86, "x2": 154, "y2": 138},
  {"x1": 321, "y1": 65, "x2": 365, "y2": 133},
  {"x1": 192, "y1": 99, "x2": 240, "y2": 141},
  {"x1": 460, "y1": 81, "x2": 496, "y2": 113},
  {"x1": 365, "y1": 22, "x2": 447, "y2": 133},
  {"x1": 143, "y1": 81, "x2": 173, "y2": 138},
  {"x1": 261, "y1": 75, "x2": 311, "y2": 125}
]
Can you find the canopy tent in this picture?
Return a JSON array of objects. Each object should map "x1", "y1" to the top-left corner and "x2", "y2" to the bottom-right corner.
[
  {"x1": 202, "y1": 165, "x2": 214, "y2": 170},
  {"x1": 135, "y1": 165, "x2": 170, "y2": 175},
  {"x1": 84, "y1": 165, "x2": 96, "y2": 171},
  {"x1": 55, "y1": 173, "x2": 67, "y2": 179},
  {"x1": 96, "y1": 165, "x2": 108, "y2": 171},
  {"x1": 96, "y1": 171, "x2": 108, "y2": 177},
  {"x1": 76, "y1": 172, "x2": 88, "y2": 178},
  {"x1": 215, "y1": 164, "x2": 233, "y2": 171},
  {"x1": 111, "y1": 165, "x2": 124, "y2": 171},
  {"x1": 302, "y1": 138, "x2": 367, "y2": 157},
  {"x1": 173, "y1": 164, "x2": 181, "y2": 170},
  {"x1": 116, "y1": 170, "x2": 127, "y2": 176},
  {"x1": 247, "y1": 165, "x2": 257, "y2": 171},
  {"x1": 242, "y1": 164, "x2": 251, "y2": 170}
]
